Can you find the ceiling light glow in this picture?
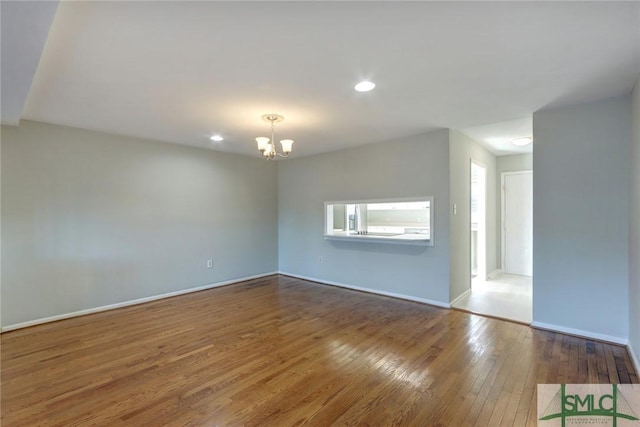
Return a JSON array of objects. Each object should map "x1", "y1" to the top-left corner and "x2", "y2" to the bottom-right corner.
[
  {"x1": 511, "y1": 136, "x2": 532, "y2": 146},
  {"x1": 210, "y1": 134, "x2": 224, "y2": 142},
  {"x1": 355, "y1": 81, "x2": 376, "y2": 92}
]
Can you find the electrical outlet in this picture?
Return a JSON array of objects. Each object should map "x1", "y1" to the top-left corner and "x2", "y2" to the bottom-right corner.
[
  {"x1": 207, "y1": 259, "x2": 214, "y2": 269},
  {"x1": 319, "y1": 256, "x2": 324, "y2": 264}
]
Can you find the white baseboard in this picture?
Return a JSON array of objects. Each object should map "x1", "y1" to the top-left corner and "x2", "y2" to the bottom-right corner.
[
  {"x1": 449, "y1": 289, "x2": 471, "y2": 306},
  {"x1": 6, "y1": 270, "x2": 634, "y2": 370},
  {"x1": 279, "y1": 271, "x2": 450, "y2": 309},
  {"x1": 530, "y1": 321, "x2": 628, "y2": 346},
  {"x1": 628, "y1": 343, "x2": 640, "y2": 377},
  {"x1": 1, "y1": 272, "x2": 278, "y2": 333}
]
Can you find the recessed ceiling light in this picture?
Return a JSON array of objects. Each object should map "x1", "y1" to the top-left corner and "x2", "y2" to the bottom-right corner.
[
  {"x1": 511, "y1": 136, "x2": 532, "y2": 146},
  {"x1": 354, "y1": 81, "x2": 376, "y2": 92},
  {"x1": 210, "y1": 134, "x2": 224, "y2": 142}
]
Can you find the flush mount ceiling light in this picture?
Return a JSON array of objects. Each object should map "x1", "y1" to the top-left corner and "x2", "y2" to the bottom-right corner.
[
  {"x1": 511, "y1": 136, "x2": 533, "y2": 146},
  {"x1": 354, "y1": 81, "x2": 376, "y2": 92},
  {"x1": 255, "y1": 114, "x2": 294, "y2": 160},
  {"x1": 210, "y1": 134, "x2": 224, "y2": 142}
]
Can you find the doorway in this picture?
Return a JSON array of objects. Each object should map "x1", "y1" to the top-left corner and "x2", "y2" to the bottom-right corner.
[
  {"x1": 470, "y1": 161, "x2": 486, "y2": 281},
  {"x1": 454, "y1": 162, "x2": 532, "y2": 324}
]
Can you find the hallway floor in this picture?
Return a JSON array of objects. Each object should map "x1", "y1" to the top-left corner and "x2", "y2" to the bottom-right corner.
[{"x1": 451, "y1": 272, "x2": 532, "y2": 324}]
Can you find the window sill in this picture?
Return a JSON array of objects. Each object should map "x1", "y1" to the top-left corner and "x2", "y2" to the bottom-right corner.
[{"x1": 324, "y1": 233, "x2": 433, "y2": 246}]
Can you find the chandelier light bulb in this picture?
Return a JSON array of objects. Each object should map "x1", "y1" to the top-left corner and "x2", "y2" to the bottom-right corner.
[
  {"x1": 280, "y1": 139, "x2": 294, "y2": 154},
  {"x1": 256, "y1": 137, "x2": 270, "y2": 152}
]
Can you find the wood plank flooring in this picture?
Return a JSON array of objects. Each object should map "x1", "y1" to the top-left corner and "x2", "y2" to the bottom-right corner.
[{"x1": 1, "y1": 275, "x2": 637, "y2": 426}]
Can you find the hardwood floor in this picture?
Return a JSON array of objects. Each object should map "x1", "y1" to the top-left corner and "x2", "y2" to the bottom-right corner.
[{"x1": 1, "y1": 275, "x2": 637, "y2": 426}]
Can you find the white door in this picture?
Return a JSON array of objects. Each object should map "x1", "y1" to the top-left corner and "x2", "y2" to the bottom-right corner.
[{"x1": 502, "y1": 171, "x2": 532, "y2": 276}]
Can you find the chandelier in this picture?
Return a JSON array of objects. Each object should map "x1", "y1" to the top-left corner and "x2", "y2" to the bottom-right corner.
[{"x1": 255, "y1": 114, "x2": 294, "y2": 159}]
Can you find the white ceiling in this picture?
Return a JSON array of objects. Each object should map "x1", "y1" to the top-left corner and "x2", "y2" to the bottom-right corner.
[
  {"x1": 3, "y1": 1, "x2": 640, "y2": 158},
  {"x1": 461, "y1": 117, "x2": 533, "y2": 156},
  {"x1": 0, "y1": 1, "x2": 59, "y2": 125}
]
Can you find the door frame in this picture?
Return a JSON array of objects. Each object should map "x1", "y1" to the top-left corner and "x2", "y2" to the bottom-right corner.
[
  {"x1": 501, "y1": 170, "x2": 533, "y2": 272},
  {"x1": 470, "y1": 159, "x2": 487, "y2": 282}
]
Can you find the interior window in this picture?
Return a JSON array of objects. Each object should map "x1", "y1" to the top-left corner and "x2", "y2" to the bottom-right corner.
[{"x1": 325, "y1": 198, "x2": 432, "y2": 244}]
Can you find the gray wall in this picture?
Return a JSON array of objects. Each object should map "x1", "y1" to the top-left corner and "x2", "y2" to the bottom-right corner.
[
  {"x1": 496, "y1": 154, "x2": 533, "y2": 270},
  {"x1": 0, "y1": 128, "x2": 2, "y2": 328},
  {"x1": 1, "y1": 121, "x2": 278, "y2": 327},
  {"x1": 533, "y1": 96, "x2": 630, "y2": 341},
  {"x1": 630, "y1": 79, "x2": 640, "y2": 363},
  {"x1": 449, "y1": 130, "x2": 497, "y2": 301},
  {"x1": 278, "y1": 130, "x2": 451, "y2": 304}
]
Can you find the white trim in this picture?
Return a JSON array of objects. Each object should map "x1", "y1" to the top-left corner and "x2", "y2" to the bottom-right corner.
[
  {"x1": 470, "y1": 159, "x2": 487, "y2": 281},
  {"x1": 323, "y1": 234, "x2": 431, "y2": 246},
  {"x1": 324, "y1": 196, "x2": 434, "y2": 247},
  {"x1": 628, "y1": 343, "x2": 640, "y2": 378},
  {"x1": 1, "y1": 272, "x2": 278, "y2": 332},
  {"x1": 501, "y1": 172, "x2": 506, "y2": 270},
  {"x1": 279, "y1": 272, "x2": 450, "y2": 309},
  {"x1": 5, "y1": 269, "x2": 632, "y2": 366},
  {"x1": 324, "y1": 196, "x2": 433, "y2": 206},
  {"x1": 530, "y1": 321, "x2": 628, "y2": 346},
  {"x1": 450, "y1": 289, "x2": 471, "y2": 306}
]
